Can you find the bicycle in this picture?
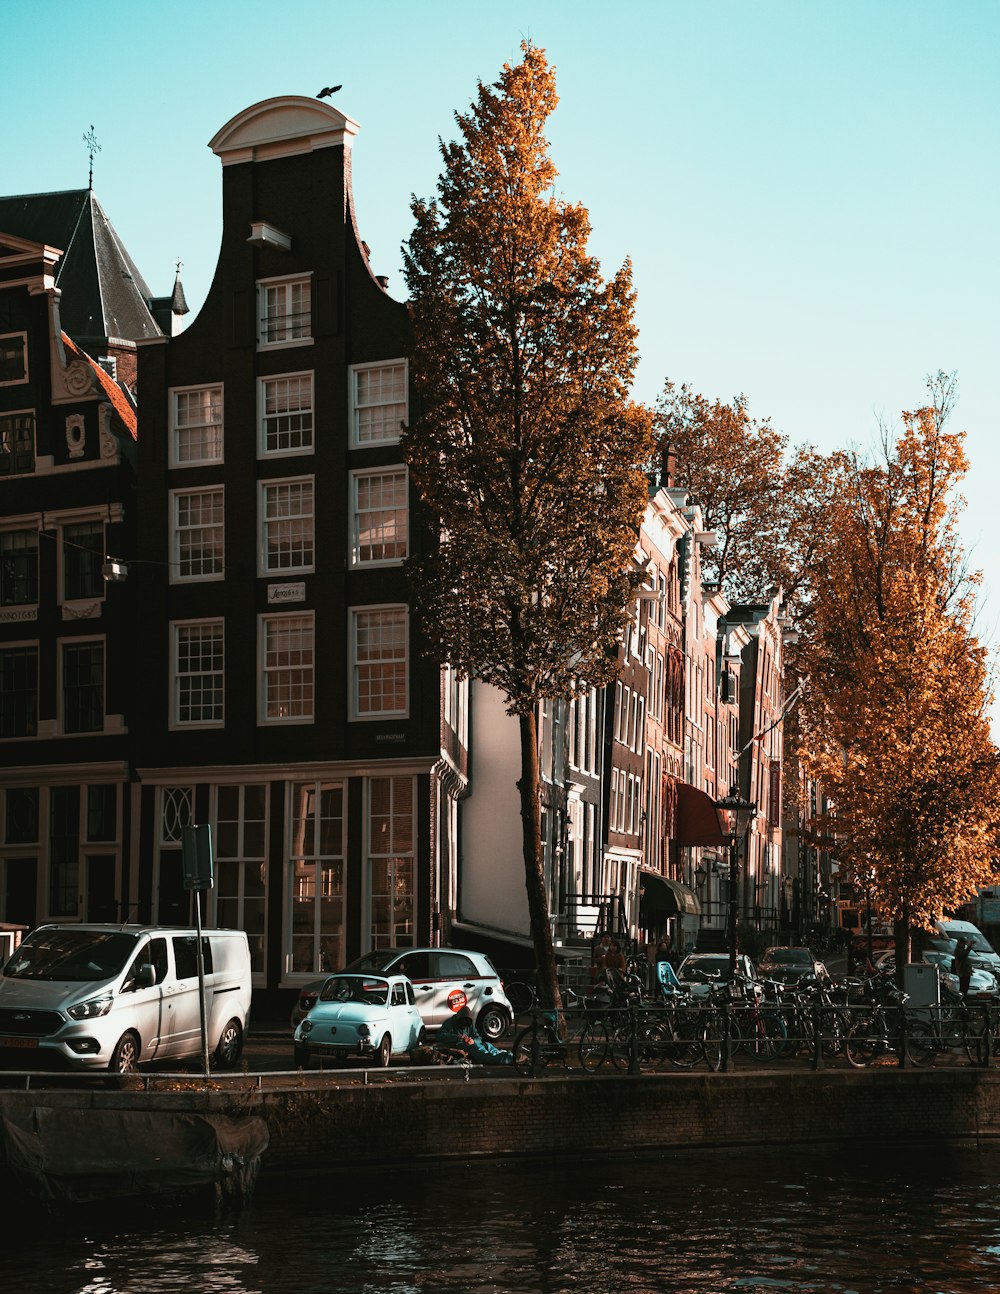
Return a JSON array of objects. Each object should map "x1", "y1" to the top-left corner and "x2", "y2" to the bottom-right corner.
[{"x1": 844, "y1": 976, "x2": 932, "y2": 1068}]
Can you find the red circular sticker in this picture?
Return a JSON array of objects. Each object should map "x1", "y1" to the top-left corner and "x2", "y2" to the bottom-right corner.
[{"x1": 447, "y1": 989, "x2": 468, "y2": 1012}]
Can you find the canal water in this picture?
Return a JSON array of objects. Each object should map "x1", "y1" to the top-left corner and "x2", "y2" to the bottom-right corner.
[{"x1": 5, "y1": 1143, "x2": 1000, "y2": 1293}]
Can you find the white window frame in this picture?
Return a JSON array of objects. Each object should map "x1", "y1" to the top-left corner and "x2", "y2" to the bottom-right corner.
[
  {"x1": 257, "y1": 274, "x2": 312, "y2": 349},
  {"x1": 211, "y1": 782, "x2": 268, "y2": 984},
  {"x1": 0, "y1": 332, "x2": 28, "y2": 386},
  {"x1": 169, "y1": 384, "x2": 223, "y2": 467},
  {"x1": 349, "y1": 466, "x2": 408, "y2": 566},
  {"x1": 285, "y1": 779, "x2": 346, "y2": 979},
  {"x1": 259, "y1": 611, "x2": 315, "y2": 725},
  {"x1": 60, "y1": 517, "x2": 106, "y2": 606},
  {"x1": 170, "y1": 486, "x2": 225, "y2": 583},
  {"x1": 349, "y1": 359, "x2": 407, "y2": 447},
  {"x1": 350, "y1": 604, "x2": 408, "y2": 720},
  {"x1": 259, "y1": 476, "x2": 315, "y2": 575},
  {"x1": 259, "y1": 371, "x2": 314, "y2": 458},
  {"x1": 365, "y1": 775, "x2": 416, "y2": 951},
  {"x1": 59, "y1": 635, "x2": 105, "y2": 736},
  {"x1": 171, "y1": 618, "x2": 225, "y2": 729}
]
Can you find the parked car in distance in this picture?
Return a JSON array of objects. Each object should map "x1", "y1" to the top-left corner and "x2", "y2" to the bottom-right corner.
[
  {"x1": 876, "y1": 949, "x2": 999, "y2": 1001},
  {"x1": 676, "y1": 952, "x2": 761, "y2": 999},
  {"x1": 756, "y1": 946, "x2": 830, "y2": 986},
  {"x1": 928, "y1": 919, "x2": 1000, "y2": 983},
  {"x1": 294, "y1": 973, "x2": 424, "y2": 1068},
  {"x1": 290, "y1": 947, "x2": 513, "y2": 1040}
]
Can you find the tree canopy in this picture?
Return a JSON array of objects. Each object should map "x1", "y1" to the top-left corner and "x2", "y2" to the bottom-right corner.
[
  {"x1": 654, "y1": 381, "x2": 839, "y2": 610},
  {"x1": 402, "y1": 43, "x2": 653, "y2": 1006},
  {"x1": 797, "y1": 375, "x2": 1000, "y2": 947}
]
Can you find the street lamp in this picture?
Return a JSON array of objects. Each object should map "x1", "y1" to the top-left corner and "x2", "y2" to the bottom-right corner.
[{"x1": 713, "y1": 786, "x2": 756, "y2": 982}]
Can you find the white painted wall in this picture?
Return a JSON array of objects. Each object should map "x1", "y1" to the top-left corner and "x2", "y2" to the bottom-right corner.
[{"x1": 461, "y1": 681, "x2": 531, "y2": 936}]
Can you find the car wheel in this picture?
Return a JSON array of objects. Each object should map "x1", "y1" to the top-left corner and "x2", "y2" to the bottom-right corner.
[
  {"x1": 214, "y1": 1018, "x2": 243, "y2": 1070},
  {"x1": 477, "y1": 1005, "x2": 508, "y2": 1041},
  {"x1": 294, "y1": 1043, "x2": 311, "y2": 1070},
  {"x1": 109, "y1": 1031, "x2": 140, "y2": 1074},
  {"x1": 377, "y1": 1033, "x2": 393, "y2": 1067}
]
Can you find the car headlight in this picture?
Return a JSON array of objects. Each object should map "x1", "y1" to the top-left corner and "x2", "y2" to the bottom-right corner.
[
  {"x1": 299, "y1": 1019, "x2": 313, "y2": 1034},
  {"x1": 67, "y1": 996, "x2": 114, "y2": 1020},
  {"x1": 357, "y1": 1023, "x2": 371, "y2": 1039}
]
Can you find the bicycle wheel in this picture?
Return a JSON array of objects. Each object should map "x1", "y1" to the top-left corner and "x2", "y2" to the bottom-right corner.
[
  {"x1": 606, "y1": 1017, "x2": 632, "y2": 1071},
  {"x1": 819, "y1": 1009, "x2": 851, "y2": 1060},
  {"x1": 905, "y1": 1019, "x2": 937, "y2": 1067},
  {"x1": 744, "y1": 1009, "x2": 788, "y2": 1062},
  {"x1": 668, "y1": 1012, "x2": 703, "y2": 1069},
  {"x1": 639, "y1": 1021, "x2": 676, "y2": 1071},
  {"x1": 701, "y1": 1013, "x2": 725, "y2": 1071},
  {"x1": 845, "y1": 1013, "x2": 882, "y2": 1068},
  {"x1": 578, "y1": 1018, "x2": 611, "y2": 1072},
  {"x1": 505, "y1": 980, "x2": 536, "y2": 1015},
  {"x1": 511, "y1": 1025, "x2": 553, "y2": 1075}
]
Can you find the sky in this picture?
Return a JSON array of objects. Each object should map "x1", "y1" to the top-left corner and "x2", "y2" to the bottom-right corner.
[{"x1": 6, "y1": 0, "x2": 999, "y2": 720}]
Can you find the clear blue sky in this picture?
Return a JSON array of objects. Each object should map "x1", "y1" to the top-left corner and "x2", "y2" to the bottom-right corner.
[{"x1": 8, "y1": 0, "x2": 999, "y2": 724}]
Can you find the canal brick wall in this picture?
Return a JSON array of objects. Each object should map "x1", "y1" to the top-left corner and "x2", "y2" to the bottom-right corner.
[
  {"x1": 4, "y1": 1068, "x2": 1000, "y2": 1187},
  {"x1": 257, "y1": 1067, "x2": 1000, "y2": 1172}
]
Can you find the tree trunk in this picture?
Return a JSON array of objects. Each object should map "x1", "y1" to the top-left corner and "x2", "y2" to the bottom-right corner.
[
  {"x1": 517, "y1": 708, "x2": 564, "y2": 1012},
  {"x1": 894, "y1": 906, "x2": 911, "y2": 989}
]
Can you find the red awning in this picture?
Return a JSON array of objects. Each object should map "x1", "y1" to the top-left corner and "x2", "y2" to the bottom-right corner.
[{"x1": 676, "y1": 782, "x2": 725, "y2": 848}]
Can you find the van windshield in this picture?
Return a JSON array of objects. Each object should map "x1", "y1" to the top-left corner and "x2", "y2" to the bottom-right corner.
[{"x1": 3, "y1": 929, "x2": 139, "y2": 982}]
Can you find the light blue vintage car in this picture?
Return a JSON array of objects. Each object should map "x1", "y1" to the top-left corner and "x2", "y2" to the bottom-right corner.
[{"x1": 293, "y1": 973, "x2": 425, "y2": 1068}]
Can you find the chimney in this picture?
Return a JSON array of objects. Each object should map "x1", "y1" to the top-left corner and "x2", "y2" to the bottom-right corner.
[{"x1": 660, "y1": 443, "x2": 677, "y2": 489}]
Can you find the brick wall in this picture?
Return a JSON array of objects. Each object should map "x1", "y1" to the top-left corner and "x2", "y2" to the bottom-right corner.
[{"x1": 256, "y1": 1069, "x2": 1000, "y2": 1174}]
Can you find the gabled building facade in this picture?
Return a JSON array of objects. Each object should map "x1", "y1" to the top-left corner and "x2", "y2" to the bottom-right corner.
[
  {"x1": 0, "y1": 224, "x2": 142, "y2": 948},
  {"x1": 131, "y1": 97, "x2": 463, "y2": 1011}
]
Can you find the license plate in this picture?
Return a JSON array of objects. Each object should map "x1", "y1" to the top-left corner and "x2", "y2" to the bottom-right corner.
[{"x1": 0, "y1": 1036, "x2": 38, "y2": 1049}]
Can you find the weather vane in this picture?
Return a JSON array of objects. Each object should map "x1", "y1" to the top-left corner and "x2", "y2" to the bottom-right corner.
[{"x1": 83, "y1": 124, "x2": 101, "y2": 190}]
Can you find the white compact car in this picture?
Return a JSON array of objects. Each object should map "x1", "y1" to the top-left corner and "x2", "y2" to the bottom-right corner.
[{"x1": 294, "y1": 973, "x2": 424, "y2": 1068}]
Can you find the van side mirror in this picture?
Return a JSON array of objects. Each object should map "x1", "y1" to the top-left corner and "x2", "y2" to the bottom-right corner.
[{"x1": 134, "y1": 963, "x2": 156, "y2": 989}]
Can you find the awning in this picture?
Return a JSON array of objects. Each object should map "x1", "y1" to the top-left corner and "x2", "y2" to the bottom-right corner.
[
  {"x1": 639, "y1": 871, "x2": 701, "y2": 917},
  {"x1": 676, "y1": 782, "x2": 725, "y2": 848}
]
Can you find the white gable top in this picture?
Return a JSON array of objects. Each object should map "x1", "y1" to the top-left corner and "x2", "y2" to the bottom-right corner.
[{"x1": 209, "y1": 96, "x2": 360, "y2": 165}]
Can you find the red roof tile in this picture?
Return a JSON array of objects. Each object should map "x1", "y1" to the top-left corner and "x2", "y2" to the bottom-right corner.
[{"x1": 61, "y1": 332, "x2": 138, "y2": 441}]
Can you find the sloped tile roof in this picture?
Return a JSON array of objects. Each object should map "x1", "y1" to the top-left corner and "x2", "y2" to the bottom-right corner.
[
  {"x1": 0, "y1": 189, "x2": 161, "y2": 348},
  {"x1": 62, "y1": 332, "x2": 138, "y2": 441}
]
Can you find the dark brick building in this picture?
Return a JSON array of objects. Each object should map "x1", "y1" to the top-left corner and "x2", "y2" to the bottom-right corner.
[{"x1": 132, "y1": 97, "x2": 465, "y2": 1011}]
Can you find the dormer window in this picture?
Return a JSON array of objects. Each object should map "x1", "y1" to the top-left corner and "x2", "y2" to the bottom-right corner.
[{"x1": 258, "y1": 275, "x2": 312, "y2": 348}]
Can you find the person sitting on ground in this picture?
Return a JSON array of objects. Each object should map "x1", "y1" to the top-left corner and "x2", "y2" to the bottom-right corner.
[{"x1": 435, "y1": 1006, "x2": 512, "y2": 1065}]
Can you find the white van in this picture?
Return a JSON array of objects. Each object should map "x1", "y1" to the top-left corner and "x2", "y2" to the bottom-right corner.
[
  {"x1": 0, "y1": 924, "x2": 252, "y2": 1072},
  {"x1": 930, "y1": 918, "x2": 1000, "y2": 983}
]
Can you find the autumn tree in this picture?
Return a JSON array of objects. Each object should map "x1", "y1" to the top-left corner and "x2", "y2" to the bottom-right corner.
[
  {"x1": 402, "y1": 44, "x2": 653, "y2": 1009},
  {"x1": 797, "y1": 374, "x2": 1000, "y2": 962},
  {"x1": 654, "y1": 381, "x2": 840, "y2": 611}
]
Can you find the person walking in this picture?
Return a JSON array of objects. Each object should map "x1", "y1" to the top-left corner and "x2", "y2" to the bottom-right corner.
[{"x1": 953, "y1": 937, "x2": 974, "y2": 999}]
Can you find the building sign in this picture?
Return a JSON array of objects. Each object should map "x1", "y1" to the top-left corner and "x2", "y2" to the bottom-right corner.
[
  {"x1": 267, "y1": 582, "x2": 305, "y2": 604},
  {"x1": 0, "y1": 606, "x2": 37, "y2": 623}
]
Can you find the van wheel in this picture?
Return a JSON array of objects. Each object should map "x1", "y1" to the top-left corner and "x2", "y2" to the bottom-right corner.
[
  {"x1": 214, "y1": 1019, "x2": 243, "y2": 1069},
  {"x1": 109, "y1": 1031, "x2": 140, "y2": 1074},
  {"x1": 377, "y1": 1033, "x2": 393, "y2": 1067}
]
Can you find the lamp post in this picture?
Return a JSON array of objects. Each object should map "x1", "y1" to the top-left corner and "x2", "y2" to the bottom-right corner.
[{"x1": 714, "y1": 786, "x2": 756, "y2": 982}]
